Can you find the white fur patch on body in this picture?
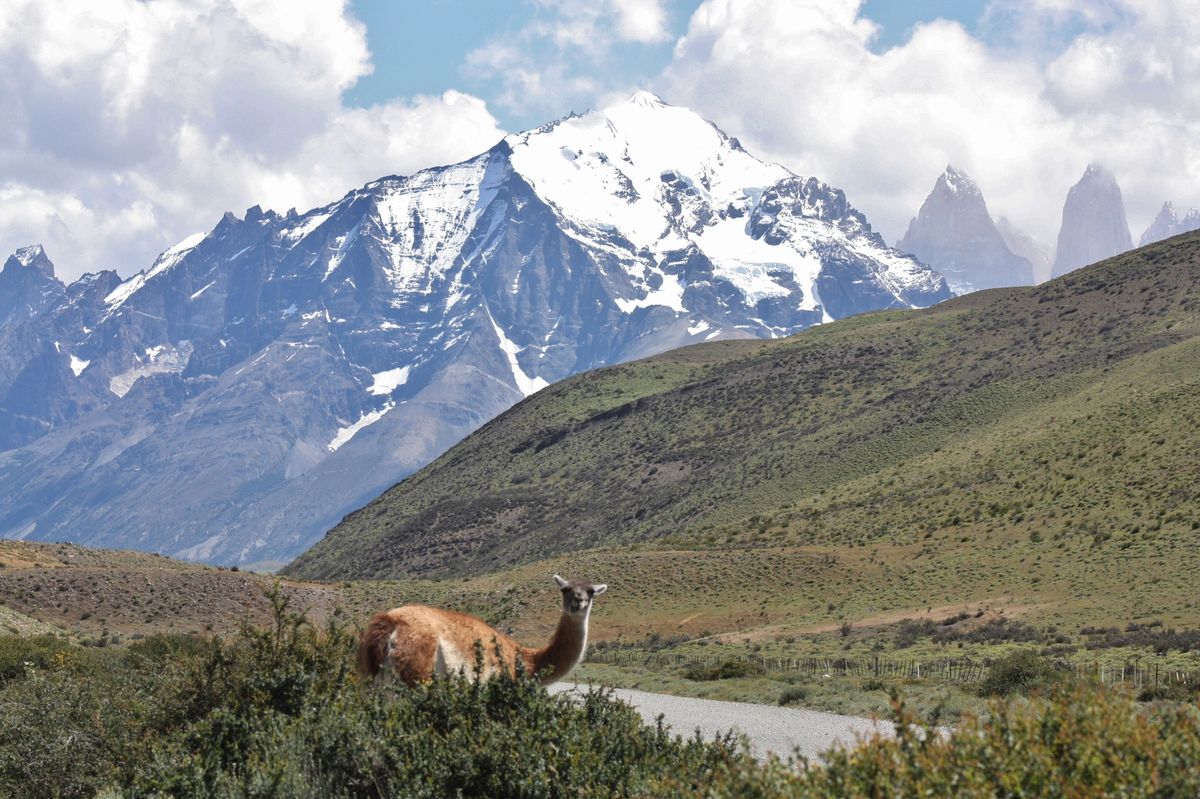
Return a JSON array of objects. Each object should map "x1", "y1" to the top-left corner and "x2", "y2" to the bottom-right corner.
[
  {"x1": 435, "y1": 637, "x2": 470, "y2": 677},
  {"x1": 382, "y1": 628, "x2": 397, "y2": 681}
]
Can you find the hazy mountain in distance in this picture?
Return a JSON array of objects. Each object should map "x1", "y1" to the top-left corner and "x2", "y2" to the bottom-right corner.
[
  {"x1": 1051, "y1": 164, "x2": 1132, "y2": 278},
  {"x1": 897, "y1": 166, "x2": 1032, "y2": 294},
  {"x1": 1139, "y1": 201, "x2": 1200, "y2": 247},
  {"x1": 995, "y1": 216, "x2": 1053, "y2": 284}
]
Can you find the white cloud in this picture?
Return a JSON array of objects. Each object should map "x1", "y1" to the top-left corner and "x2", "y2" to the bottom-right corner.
[
  {"x1": 661, "y1": 0, "x2": 1200, "y2": 247},
  {"x1": 464, "y1": 0, "x2": 670, "y2": 116},
  {"x1": 0, "y1": 0, "x2": 504, "y2": 281},
  {"x1": 612, "y1": 0, "x2": 672, "y2": 43}
]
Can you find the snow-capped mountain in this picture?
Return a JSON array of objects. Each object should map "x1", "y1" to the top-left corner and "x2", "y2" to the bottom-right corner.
[
  {"x1": 0, "y1": 92, "x2": 950, "y2": 566},
  {"x1": 1139, "y1": 201, "x2": 1200, "y2": 247},
  {"x1": 896, "y1": 166, "x2": 1033, "y2": 293},
  {"x1": 1051, "y1": 164, "x2": 1132, "y2": 278}
]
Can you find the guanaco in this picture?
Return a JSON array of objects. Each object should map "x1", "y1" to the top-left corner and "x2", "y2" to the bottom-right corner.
[{"x1": 357, "y1": 575, "x2": 607, "y2": 685}]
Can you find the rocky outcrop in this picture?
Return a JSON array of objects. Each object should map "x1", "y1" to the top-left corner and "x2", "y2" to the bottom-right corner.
[
  {"x1": 897, "y1": 167, "x2": 1032, "y2": 294},
  {"x1": 1051, "y1": 164, "x2": 1132, "y2": 278}
]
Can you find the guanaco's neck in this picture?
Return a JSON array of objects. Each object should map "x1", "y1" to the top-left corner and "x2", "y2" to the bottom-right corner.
[{"x1": 527, "y1": 610, "x2": 590, "y2": 684}]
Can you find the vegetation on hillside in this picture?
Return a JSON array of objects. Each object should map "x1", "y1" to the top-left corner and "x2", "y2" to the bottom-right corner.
[
  {"x1": 2, "y1": 590, "x2": 1199, "y2": 798},
  {"x1": 287, "y1": 232, "x2": 1200, "y2": 588}
]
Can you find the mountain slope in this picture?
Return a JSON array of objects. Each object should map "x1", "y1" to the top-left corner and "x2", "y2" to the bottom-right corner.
[
  {"x1": 0, "y1": 94, "x2": 948, "y2": 566},
  {"x1": 285, "y1": 232, "x2": 1200, "y2": 581},
  {"x1": 897, "y1": 166, "x2": 1033, "y2": 293}
]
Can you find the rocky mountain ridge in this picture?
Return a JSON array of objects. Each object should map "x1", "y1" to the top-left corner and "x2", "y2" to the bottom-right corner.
[
  {"x1": 897, "y1": 166, "x2": 1033, "y2": 293},
  {"x1": 1140, "y1": 201, "x2": 1200, "y2": 247}
]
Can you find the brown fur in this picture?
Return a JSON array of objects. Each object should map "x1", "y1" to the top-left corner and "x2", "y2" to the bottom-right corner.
[{"x1": 358, "y1": 576, "x2": 605, "y2": 686}]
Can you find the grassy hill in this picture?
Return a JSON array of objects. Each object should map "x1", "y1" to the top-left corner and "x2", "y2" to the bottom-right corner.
[{"x1": 284, "y1": 232, "x2": 1200, "y2": 631}]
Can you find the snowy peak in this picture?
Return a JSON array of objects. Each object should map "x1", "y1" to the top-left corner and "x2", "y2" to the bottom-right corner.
[
  {"x1": 5, "y1": 244, "x2": 56, "y2": 279},
  {"x1": 505, "y1": 91, "x2": 786, "y2": 255},
  {"x1": 939, "y1": 165, "x2": 982, "y2": 199},
  {"x1": 1052, "y1": 164, "x2": 1132, "y2": 278},
  {"x1": 506, "y1": 91, "x2": 944, "y2": 324},
  {"x1": 0, "y1": 245, "x2": 64, "y2": 324},
  {"x1": 1140, "y1": 200, "x2": 1200, "y2": 247},
  {"x1": 627, "y1": 89, "x2": 667, "y2": 108},
  {"x1": 897, "y1": 166, "x2": 1032, "y2": 293}
]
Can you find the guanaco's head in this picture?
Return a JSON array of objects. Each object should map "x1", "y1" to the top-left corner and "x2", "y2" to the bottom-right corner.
[{"x1": 553, "y1": 574, "x2": 607, "y2": 617}]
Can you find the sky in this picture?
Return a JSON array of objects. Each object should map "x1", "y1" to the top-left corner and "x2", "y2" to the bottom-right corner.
[{"x1": 1, "y1": 0, "x2": 1197, "y2": 282}]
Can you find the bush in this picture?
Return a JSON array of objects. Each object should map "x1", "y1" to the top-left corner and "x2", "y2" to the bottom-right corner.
[
  {"x1": 0, "y1": 645, "x2": 175, "y2": 798},
  {"x1": 1082, "y1": 624, "x2": 1200, "y2": 654},
  {"x1": 894, "y1": 619, "x2": 936, "y2": 648},
  {"x1": 1137, "y1": 682, "x2": 1200, "y2": 703},
  {"x1": 683, "y1": 659, "x2": 766, "y2": 681},
  {"x1": 778, "y1": 686, "x2": 808, "y2": 706},
  {"x1": 661, "y1": 685, "x2": 1200, "y2": 797},
  {"x1": 978, "y1": 650, "x2": 1065, "y2": 697},
  {"x1": 0, "y1": 588, "x2": 743, "y2": 798},
  {"x1": 933, "y1": 617, "x2": 1048, "y2": 645},
  {"x1": 0, "y1": 635, "x2": 74, "y2": 684}
]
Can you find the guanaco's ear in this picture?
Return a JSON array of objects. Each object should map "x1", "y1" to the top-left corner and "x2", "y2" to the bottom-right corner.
[
  {"x1": 553, "y1": 574, "x2": 569, "y2": 589},
  {"x1": 592, "y1": 583, "x2": 607, "y2": 595}
]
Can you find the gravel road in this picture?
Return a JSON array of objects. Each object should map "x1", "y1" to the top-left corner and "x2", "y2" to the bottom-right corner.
[{"x1": 549, "y1": 683, "x2": 893, "y2": 760}]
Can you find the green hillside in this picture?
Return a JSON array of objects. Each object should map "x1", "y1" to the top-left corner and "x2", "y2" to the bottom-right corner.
[{"x1": 286, "y1": 232, "x2": 1200, "y2": 613}]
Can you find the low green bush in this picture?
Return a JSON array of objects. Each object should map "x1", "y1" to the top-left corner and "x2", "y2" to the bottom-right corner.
[
  {"x1": 978, "y1": 650, "x2": 1065, "y2": 697},
  {"x1": 665, "y1": 686, "x2": 1200, "y2": 797},
  {"x1": 0, "y1": 634, "x2": 74, "y2": 685},
  {"x1": 683, "y1": 659, "x2": 766, "y2": 681},
  {"x1": 778, "y1": 686, "x2": 808, "y2": 706},
  {"x1": 3, "y1": 592, "x2": 1200, "y2": 798},
  {"x1": 1137, "y1": 682, "x2": 1200, "y2": 703},
  {"x1": 0, "y1": 588, "x2": 742, "y2": 799}
]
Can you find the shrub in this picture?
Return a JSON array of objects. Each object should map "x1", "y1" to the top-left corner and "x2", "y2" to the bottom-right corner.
[
  {"x1": 1137, "y1": 682, "x2": 1200, "y2": 703},
  {"x1": 932, "y1": 617, "x2": 1048, "y2": 645},
  {"x1": 894, "y1": 619, "x2": 936, "y2": 648},
  {"x1": 661, "y1": 685, "x2": 1200, "y2": 797},
  {"x1": 778, "y1": 686, "x2": 808, "y2": 706},
  {"x1": 0, "y1": 635, "x2": 75, "y2": 685},
  {"x1": 683, "y1": 659, "x2": 766, "y2": 681},
  {"x1": 0, "y1": 588, "x2": 743, "y2": 798},
  {"x1": 1082, "y1": 624, "x2": 1200, "y2": 654},
  {"x1": 0, "y1": 646, "x2": 174, "y2": 798},
  {"x1": 978, "y1": 650, "x2": 1065, "y2": 697}
]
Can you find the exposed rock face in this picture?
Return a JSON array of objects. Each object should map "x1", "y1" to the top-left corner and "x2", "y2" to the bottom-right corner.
[
  {"x1": 0, "y1": 93, "x2": 950, "y2": 566},
  {"x1": 1139, "y1": 202, "x2": 1200, "y2": 247},
  {"x1": 0, "y1": 246, "x2": 64, "y2": 325},
  {"x1": 995, "y1": 217, "x2": 1053, "y2": 284},
  {"x1": 1051, "y1": 164, "x2": 1132, "y2": 278},
  {"x1": 897, "y1": 166, "x2": 1032, "y2": 294}
]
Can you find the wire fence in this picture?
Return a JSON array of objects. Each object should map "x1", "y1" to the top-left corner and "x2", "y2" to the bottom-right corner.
[{"x1": 586, "y1": 649, "x2": 1199, "y2": 687}]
